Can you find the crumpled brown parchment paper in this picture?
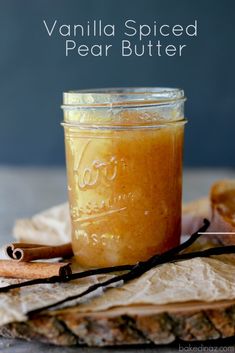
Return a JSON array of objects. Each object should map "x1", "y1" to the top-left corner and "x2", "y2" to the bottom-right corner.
[{"x1": 0, "y1": 203, "x2": 233, "y2": 327}]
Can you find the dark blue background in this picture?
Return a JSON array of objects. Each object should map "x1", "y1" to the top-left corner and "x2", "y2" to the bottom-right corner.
[{"x1": 0, "y1": 0, "x2": 234, "y2": 166}]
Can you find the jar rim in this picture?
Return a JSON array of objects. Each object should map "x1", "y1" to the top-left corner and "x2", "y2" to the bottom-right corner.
[{"x1": 62, "y1": 87, "x2": 185, "y2": 109}]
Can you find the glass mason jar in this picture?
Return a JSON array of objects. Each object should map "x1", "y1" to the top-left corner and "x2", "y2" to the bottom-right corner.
[{"x1": 62, "y1": 88, "x2": 186, "y2": 268}]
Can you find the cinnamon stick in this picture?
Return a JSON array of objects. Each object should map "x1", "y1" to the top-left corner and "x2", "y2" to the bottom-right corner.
[
  {"x1": 5, "y1": 242, "x2": 73, "y2": 262},
  {"x1": 0, "y1": 260, "x2": 71, "y2": 279}
]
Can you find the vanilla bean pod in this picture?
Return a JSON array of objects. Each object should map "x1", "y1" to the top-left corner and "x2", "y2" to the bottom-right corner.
[
  {"x1": 27, "y1": 219, "x2": 218, "y2": 315},
  {"x1": 131, "y1": 218, "x2": 211, "y2": 272},
  {"x1": 29, "y1": 242, "x2": 235, "y2": 316},
  {"x1": 171, "y1": 245, "x2": 235, "y2": 262},
  {"x1": 3, "y1": 220, "x2": 235, "y2": 316}
]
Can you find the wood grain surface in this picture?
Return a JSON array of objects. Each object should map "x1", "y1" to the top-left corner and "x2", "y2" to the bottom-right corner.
[{"x1": 0, "y1": 300, "x2": 234, "y2": 347}]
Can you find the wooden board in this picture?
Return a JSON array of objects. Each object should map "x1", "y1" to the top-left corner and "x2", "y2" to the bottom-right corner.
[
  {"x1": 0, "y1": 233, "x2": 234, "y2": 347},
  {"x1": 0, "y1": 300, "x2": 234, "y2": 347}
]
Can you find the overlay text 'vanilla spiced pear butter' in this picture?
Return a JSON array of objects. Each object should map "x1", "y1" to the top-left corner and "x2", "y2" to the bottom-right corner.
[{"x1": 62, "y1": 88, "x2": 186, "y2": 267}]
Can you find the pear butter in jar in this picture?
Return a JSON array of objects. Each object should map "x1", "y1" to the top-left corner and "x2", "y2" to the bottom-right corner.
[{"x1": 62, "y1": 88, "x2": 186, "y2": 267}]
